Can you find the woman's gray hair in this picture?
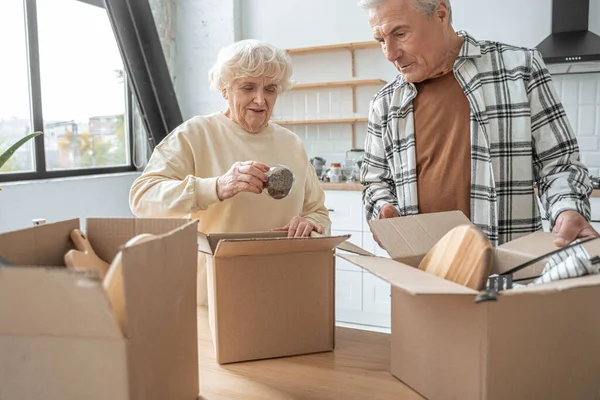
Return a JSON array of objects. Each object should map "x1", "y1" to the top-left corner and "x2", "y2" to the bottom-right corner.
[
  {"x1": 208, "y1": 39, "x2": 294, "y2": 93},
  {"x1": 357, "y1": 0, "x2": 452, "y2": 24}
]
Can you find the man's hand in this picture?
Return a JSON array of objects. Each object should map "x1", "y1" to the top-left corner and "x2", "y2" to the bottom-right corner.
[
  {"x1": 377, "y1": 203, "x2": 400, "y2": 219},
  {"x1": 216, "y1": 161, "x2": 270, "y2": 200},
  {"x1": 271, "y1": 216, "x2": 324, "y2": 238},
  {"x1": 552, "y1": 210, "x2": 599, "y2": 247}
]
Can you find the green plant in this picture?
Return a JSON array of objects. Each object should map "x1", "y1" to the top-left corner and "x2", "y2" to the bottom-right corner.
[{"x1": 0, "y1": 132, "x2": 43, "y2": 170}]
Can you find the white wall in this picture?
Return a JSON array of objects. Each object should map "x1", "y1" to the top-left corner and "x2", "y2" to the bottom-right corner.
[
  {"x1": 174, "y1": 0, "x2": 239, "y2": 119},
  {"x1": 0, "y1": 172, "x2": 139, "y2": 233},
  {"x1": 240, "y1": 0, "x2": 374, "y2": 49}
]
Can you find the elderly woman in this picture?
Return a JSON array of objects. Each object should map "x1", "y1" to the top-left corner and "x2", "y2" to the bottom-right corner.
[{"x1": 129, "y1": 39, "x2": 331, "y2": 304}]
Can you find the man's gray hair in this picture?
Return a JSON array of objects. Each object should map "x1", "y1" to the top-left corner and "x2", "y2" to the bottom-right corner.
[{"x1": 357, "y1": 0, "x2": 453, "y2": 24}]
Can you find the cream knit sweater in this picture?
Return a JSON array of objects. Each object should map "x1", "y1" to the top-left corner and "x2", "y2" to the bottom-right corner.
[{"x1": 129, "y1": 111, "x2": 331, "y2": 235}]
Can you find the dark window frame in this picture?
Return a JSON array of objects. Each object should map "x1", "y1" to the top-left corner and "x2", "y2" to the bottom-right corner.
[
  {"x1": 1, "y1": 0, "x2": 181, "y2": 183},
  {"x1": 104, "y1": 0, "x2": 183, "y2": 149}
]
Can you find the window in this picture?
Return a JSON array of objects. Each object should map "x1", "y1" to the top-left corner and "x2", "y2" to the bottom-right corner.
[
  {"x1": 0, "y1": 1, "x2": 34, "y2": 173},
  {"x1": 37, "y1": 0, "x2": 129, "y2": 170},
  {"x1": 0, "y1": 0, "x2": 134, "y2": 181},
  {"x1": 1, "y1": 0, "x2": 183, "y2": 182}
]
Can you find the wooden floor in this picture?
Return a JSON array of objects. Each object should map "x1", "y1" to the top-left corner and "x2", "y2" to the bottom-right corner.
[{"x1": 197, "y1": 307, "x2": 423, "y2": 400}]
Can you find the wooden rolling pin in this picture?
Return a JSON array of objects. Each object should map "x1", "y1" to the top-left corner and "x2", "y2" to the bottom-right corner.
[
  {"x1": 103, "y1": 233, "x2": 157, "y2": 336},
  {"x1": 64, "y1": 229, "x2": 110, "y2": 278},
  {"x1": 418, "y1": 224, "x2": 493, "y2": 290}
]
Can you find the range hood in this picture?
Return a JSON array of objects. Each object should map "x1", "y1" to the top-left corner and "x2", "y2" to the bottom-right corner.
[{"x1": 536, "y1": 0, "x2": 600, "y2": 74}]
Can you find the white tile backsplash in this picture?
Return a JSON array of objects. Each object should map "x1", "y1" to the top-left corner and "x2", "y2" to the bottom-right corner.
[
  {"x1": 579, "y1": 76, "x2": 598, "y2": 105},
  {"x1": 553, "y1": 73, "x2": 600, "y2": 175},
  {"x1": 562, "y1": 77, "x2": 580, "y2": 105},
  {"x1": 563, "y1": 104, "x2": 579, "y2": 133},
  {"x1": 576, "y1": 136, "x2": 599, "y2": 152},
  {"x1": 578, "y1": 105, "x2": 597, "y2": 136}
]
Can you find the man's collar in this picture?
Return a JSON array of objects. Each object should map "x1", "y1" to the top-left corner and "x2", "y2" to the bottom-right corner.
[{"x1": 456, "y1": 30, "x2": 482, "y2": 59}]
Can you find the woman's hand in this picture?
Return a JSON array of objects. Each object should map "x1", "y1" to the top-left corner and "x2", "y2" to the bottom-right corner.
[
  {"x1": 216, "y1": 161, "x2": 270, "y2": 200},
  {"x1": 271, "y1": 216, "x2": 324, "y2": 238}
]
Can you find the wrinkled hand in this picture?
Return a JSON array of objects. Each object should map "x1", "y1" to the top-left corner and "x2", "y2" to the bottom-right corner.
[
  {"x1": 552, "y1": 210, "x2": 599, "y2": 247},
  {"x1": 377, "y1": 203, "x2": 400, "y2": 219},
  {"x1": 216, "y1": 161, "x2": 270, "y2": 200},
  {"x1": 271, "y1": 216, "x2": 324, "y2": 238}
]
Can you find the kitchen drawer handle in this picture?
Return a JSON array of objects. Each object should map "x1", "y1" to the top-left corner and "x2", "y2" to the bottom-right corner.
[{"x1": 327, "y1": 208, "x2": 335, "y2": 212}]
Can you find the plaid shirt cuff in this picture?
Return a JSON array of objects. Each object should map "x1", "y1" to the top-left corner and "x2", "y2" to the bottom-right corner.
[{"x1": 549, "y1": 199, "x2": 592, "y2": 229}]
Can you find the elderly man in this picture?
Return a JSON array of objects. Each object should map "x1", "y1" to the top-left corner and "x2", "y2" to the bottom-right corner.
[{"x1": 359, "y1": 0, "x2": 598, "y2": 246}]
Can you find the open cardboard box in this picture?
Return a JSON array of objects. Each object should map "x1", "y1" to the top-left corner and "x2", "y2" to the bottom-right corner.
[
  {"x1": 339, "y1": 211, "x2": 600, "y2": 400},
  {"x1": 0, "y1": 218, "x2": 200, "y2": 400},
  {"x1": 198, "y1": 230, "x2": 349, "y2": 364}
]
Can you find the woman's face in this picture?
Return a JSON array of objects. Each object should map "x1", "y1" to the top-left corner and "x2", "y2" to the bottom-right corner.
[{"x1": 223, "y1": 77, "x2": 279, "y2": 133}]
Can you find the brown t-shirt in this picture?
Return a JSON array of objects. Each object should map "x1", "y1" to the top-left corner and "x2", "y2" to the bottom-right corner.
[{"x1": 413, "y1": 71, "x2": 471, "y2": 219}]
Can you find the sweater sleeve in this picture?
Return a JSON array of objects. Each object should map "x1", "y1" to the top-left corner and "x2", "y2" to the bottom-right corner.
[
  {"x1": 300, "y1": 157, "x2": 332, "y2": 235},
  {"x1": 129, "y1": 125, "x2": 221, "y2": 218}
]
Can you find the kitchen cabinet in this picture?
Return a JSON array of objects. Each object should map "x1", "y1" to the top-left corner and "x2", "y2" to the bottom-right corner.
[
  {"x1": 326, "y1": 189, "x2": 391, "y2": 329},
  {"x1": 324, "y1": 190, "x2": 364, "y2": 232}
]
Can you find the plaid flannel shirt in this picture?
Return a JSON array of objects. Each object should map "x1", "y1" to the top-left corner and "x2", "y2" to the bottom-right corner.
[{"x1": 361, "y1": 31, "x2": 592, "y2": 246}]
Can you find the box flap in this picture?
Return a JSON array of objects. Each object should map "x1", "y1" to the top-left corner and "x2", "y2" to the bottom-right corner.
[
  {"x1": 499, "y1": 231, "x2": 600, "y2": 257},
  {"x1": 498, "y1": 231, "x2": 557, "y2": 254},
  {"x1": 0, "y1": 267, "x2": 122, "y2": 339},
  {"x1": 339, "y1": 254, "x2": 477, "y2": 295},
  {"x1": 368, "y1": 211, "x2": 471, "y2": 261},
  {"x1": 336, "y1": 240, "x2": 375, "y2": 256},
  {"x1": 0, "y1": 219, "x2": 79, "y2": 266},
  {"x1": 197, "y1": 231, "x2": 286, "y2": 255},
  {"x1": 197, "y1": 232, "x2": 214, "y2": 255},
  {"x1": 86, "y1": 217, "x2": 192, "y2": 263},
  {"x1": 120, "y1": 220, "x2": 199, "y2": 399},
  {"x1": 495, "y1": 232, "x2": 600, "y2": 277},
  {"x1": 214, "y1": 235, "x2": 350, "y2": 258}
]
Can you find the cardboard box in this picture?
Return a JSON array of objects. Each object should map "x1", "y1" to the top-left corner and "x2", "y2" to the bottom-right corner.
[
  {"x1": 340, "y1": 211, "x2": 600, "y2": 400},
  {"x1": 198, "y1": 231, "x2": 349, "y2": 364},
  {"x1": 0, "y1": 218, "x2": 200, "y2": 400}
]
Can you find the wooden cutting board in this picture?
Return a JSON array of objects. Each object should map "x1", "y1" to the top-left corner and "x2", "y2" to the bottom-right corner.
[
  {"x1": 64, "y1": 229, "x2": 110, "y2": 278},
  {"x1": 417, "y1": 224, "x2": 493, "y2": 290},
  {"x1": 103, "y1": 233, "x2": 157, "y2": 336}
]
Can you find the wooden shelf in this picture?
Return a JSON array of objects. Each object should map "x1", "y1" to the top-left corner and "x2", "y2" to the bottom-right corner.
[
  {"x1": 283, "y1": 40, "x2": 383, "y2": 148},
  {"x1": 290, "y1": 79, "x2": 386, "y2": 90},
  {"x1": 286, "y1": 41, "x2": 380, "y2": 55},
  {"x1": 273, "y1": 118, "x2": 368, "y2": 125}
]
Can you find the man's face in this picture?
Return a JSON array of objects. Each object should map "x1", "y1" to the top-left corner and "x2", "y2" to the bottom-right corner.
[{"x1": 369, "y1": 0, "x2": 451, "y2": 83}]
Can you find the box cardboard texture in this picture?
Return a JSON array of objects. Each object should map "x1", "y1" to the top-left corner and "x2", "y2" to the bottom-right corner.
[
  {"x1": 199, "y1": 231, "x2": 349, "y2": 364},
  {"x1": 340, "y1": 211, "x2": 600, "y2": 400},
  {"x1": 0, "y1": 218, "x2": 200, "y2": 400}
]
